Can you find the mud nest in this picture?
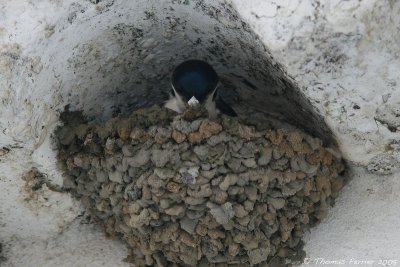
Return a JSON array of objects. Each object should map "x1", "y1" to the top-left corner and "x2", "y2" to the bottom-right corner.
[{"x1": 55, "y1": 105, "x2": 344, "y2": 266}]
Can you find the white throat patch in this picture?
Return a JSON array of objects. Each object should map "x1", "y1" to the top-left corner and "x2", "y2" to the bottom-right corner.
[{"x1": 187, "y1": 96, "x2": 199, "y2": 107}]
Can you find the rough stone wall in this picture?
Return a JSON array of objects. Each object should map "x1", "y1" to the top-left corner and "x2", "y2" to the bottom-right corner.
[{"x1": 56, "y1": 106, "x2": 344, "y2": 266}]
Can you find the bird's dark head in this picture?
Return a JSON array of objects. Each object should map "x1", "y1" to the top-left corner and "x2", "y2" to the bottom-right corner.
[{"x1": 171, "y1": 59, "x2": 219, "y2": 103}]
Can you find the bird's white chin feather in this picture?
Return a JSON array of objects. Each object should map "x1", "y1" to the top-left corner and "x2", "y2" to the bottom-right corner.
[{"x1": 187, "y1": 96, "x2": 200, "y2": 107}]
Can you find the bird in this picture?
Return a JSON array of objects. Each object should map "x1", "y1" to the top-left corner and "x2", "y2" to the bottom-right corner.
[{"x1": 165, "y1": 59, "x2": 237, "y2": 119}]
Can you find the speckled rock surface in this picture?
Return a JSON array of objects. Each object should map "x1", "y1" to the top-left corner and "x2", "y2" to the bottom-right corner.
[{"x1": 56, "y1": 105, "x2": 344, "y2": 266}]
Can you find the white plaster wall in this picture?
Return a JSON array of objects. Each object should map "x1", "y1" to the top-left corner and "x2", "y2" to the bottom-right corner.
[
  {"x1": 0, "y1": 0, "x2": 399, "y2": 266},
  {"x1": 232, "y1": 0, "x2": 400, "y2": 168}
]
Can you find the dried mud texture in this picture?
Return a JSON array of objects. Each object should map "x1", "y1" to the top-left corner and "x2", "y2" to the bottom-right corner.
[
  {"x1": 55, "y1": 105, "x2": 344, "y2": 266},
  {"x1": 21, "y1": 167, "x2": 63, "y2": 196},
  {"x1": 20, "y1": 168, "x2": 65, "y2": 215}
]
